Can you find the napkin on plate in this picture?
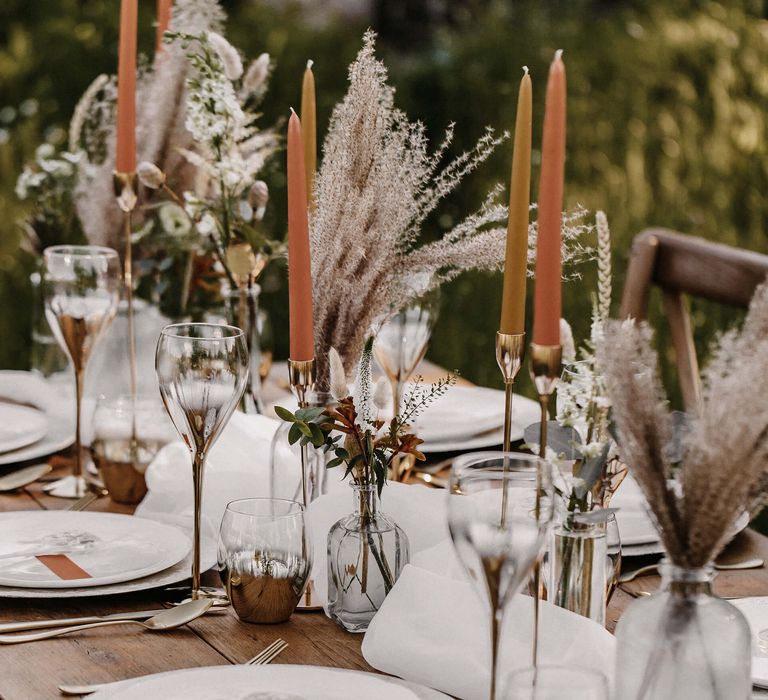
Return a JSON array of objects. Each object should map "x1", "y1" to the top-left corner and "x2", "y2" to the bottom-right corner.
[
  {"x1": 362, "y1": 564, "x2": 616, "y2": 700},
  {"x1": 730, "y1": 597, "x2": 768, "y2": 688}
]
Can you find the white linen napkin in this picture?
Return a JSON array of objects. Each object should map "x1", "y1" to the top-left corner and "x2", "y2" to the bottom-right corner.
[
  {"x1": 135, "y1": 411, "x2": 281, "y2": 557},
  {"x1": 362, "y1": 564, "x2": 616, "y2": 700}
]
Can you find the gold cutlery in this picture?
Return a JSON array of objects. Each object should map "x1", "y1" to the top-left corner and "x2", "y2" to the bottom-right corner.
[
  {"x1": 0, "y1": 599, "x2": 211, "y2": 645},
  {"x1": 0, "y1": 463, "x2": 52, "y2": 492},
  {"x1": 0, "y1": 608, "x2": 172, "y2": 634},
  {"x1": 618, "y1": 557, "x2": 765, "y2": 584},
  {"x1": 57, "y1": 637, "x2": 288, "y2": 696},
  {"x1": 66, "y1": 485, "x2": 109, "y2": 512}
]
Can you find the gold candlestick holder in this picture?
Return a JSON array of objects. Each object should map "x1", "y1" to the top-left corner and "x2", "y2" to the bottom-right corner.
[
  {"x1": 529, "y1": 341, "x2": 562, "y2": 668},
  {"x1": 113, "y1": 171, "x2": 139, "y2": 467},
  {"x1": 288, "y1": 357, "x2": 320, "y2": 610}
]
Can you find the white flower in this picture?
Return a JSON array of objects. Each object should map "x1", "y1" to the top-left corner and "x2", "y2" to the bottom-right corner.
[
  {"x1": 137, "y1": 161, "x2": 165, "y2": 189},
  {"x1": 207, "y1": 32, "x2": 243, "y2": 81},
  {"x1": 249, "y1": 180, "x2": 269, "y2": 214},
  {"x1": 329, "y1": 347, "x2": 348, "y2": 401},
  {"x1": 560, "y1": 318, "x2": 576, "y2": 364},
  {"x1": 159, "y1": 203, "x2": 191, "y2": 237},
  {"x1": 197, "y1": 212, "x2": 217, "y2": 236},
  {"x1": 580, "y1": 441, "x2": 604, "y2": 459},
  {"x1": 372, "y1": 377, "x2": 391, "y2": 411},
  {"x1": 242, "y1": 53, "x2": 270, "y2": 96},
  {"x1": 35, "y1": 143, "x2": 55, "y2": 160}
]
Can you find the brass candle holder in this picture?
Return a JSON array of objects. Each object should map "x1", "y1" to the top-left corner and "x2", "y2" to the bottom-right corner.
[
  {"x1": 529, "y1": 341, "x2": 562, "y2": 668},
  {"x1": 288, "y1": 357, "x2": 320, "y2": 610},
  {"x1": 113, "y1": 171, "x2": 139, "y2": 466}
]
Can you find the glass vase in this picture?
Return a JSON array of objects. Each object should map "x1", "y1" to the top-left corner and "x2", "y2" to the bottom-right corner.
[
  {"x1": 547, "y1": 512, "x2": 608, "y2": 626},
  {"x1": 327, "y1": 483, "x2": 409, "y2": 633},
  {"x1": 614, "y1": 561, "x2": 751, "y2": 700},
  {"x1": 269, "y1": 391, "x2": 330, "y2": 504}
]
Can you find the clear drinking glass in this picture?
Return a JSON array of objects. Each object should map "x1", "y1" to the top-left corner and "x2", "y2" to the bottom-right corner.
[
  {"x1": 503, "y1": 665, "x2": 609, "y2": 700},
  {"x1": 156, "y1": 322, "x2": 248, "y2": 600},
  {"x1": 373, "y1": 286, "x2": 440, "y2": 417},
  {"x1": 217, "y1": 498, "x2": 312, "y2": 624},
  {"x1": 43, "y1": 245, "x2": 121, "y2": 498},
  {"x1": 605, "y1": 512, "x2": 621, "y2": 604},
  {"x1": 91, "y1": 395, "x2": 176, "y2": 505},
  {"x1": 447, "y1": 452, "x2": 555, "y2": 700}
]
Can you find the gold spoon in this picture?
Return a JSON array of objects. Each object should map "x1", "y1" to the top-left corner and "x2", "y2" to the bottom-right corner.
[{"x1": 0, "y1": 599, "x2": 212, "y2": 644}]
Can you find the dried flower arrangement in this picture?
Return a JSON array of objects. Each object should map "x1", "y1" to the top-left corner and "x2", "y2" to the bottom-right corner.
[
  {"x1": 310, "y1": 31, "x2": 594, "y2": 387},
  {"x1": 596, "y1": 280, "x2": 768, "y2": 568},
  {"x1": 16, "y1": 0, "x2": 278, "y2": 320},
  {"x1": 276, "y1": 338, "x2": 456, "y2": 495},
  {"x1": 524, "y1": 211, "x2": 626, "y2": 513}
]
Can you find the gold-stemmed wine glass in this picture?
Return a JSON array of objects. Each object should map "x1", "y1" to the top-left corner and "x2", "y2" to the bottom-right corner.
[
  {"x1": 42, "y1": 245, "x2": 121, "y2": 498},
  {"x1": 447, "y1": 452, "x2": 555, "y2": 700},
  {"x1": 156, "y1": 323, "x2": 248, "y2": 600}
]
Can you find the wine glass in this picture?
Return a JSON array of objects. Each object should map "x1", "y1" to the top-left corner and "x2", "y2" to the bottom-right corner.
[
  {"x1": 447, "y1": 452, "x2": 555, "y2": 700},
  {"x1": 156, "y1": 323, "x2": 248, "y2": 600},
  {"x1": 374, "y1": 285, "x2": 440, "y2": 417},
  {"x1": 217, "y1": 498, "x2": 312, "y2": 623},
  {"x1": 503, "y1": 665, "x2": 609, "y2": 700},
  {"x1": 43, "y1": 245, "x2": 121, "y2": 498}
]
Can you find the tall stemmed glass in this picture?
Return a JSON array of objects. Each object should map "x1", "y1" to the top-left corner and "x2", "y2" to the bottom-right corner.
[
  {"x1": 447, "y1": 452, "x2": 555, "y2": 700},
  {"x1": 156, "y1": 323, "x2": 248, "y2": 600},
  {"x1": 43, "y1": 245, "x2": 120, "y2": 498},
  {"x1": 374, "y1": 286, "x2": 440, "y2": 417}
]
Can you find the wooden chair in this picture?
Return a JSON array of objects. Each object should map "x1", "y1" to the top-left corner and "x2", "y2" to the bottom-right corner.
[{"x1": 620, "y1": 229, "x2": 768, "y2": 410}]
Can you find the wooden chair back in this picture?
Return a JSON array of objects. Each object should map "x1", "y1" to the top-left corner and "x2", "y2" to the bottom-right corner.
[{"x1": 619, "y1": 229, "x2": 768, "y2": 410}]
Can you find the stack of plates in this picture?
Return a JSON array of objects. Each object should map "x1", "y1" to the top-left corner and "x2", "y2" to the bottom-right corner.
[
  {"x1": 0, "y1": 371, "x2": 75, "y2": 466},
  {"x1": 612, "y1": 476, "x2": 749, "y2": 557},
  {"x1": 0, "y1": 511, "x2": 201, "y2": 599}
]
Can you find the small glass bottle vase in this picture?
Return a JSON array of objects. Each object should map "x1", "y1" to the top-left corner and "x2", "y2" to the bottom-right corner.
[
  {"x1": 327, "y1": 483, "x2": 409, "y2": 633},
  {"x1": 614, "y1": 561, "x2": 751, "y2": 700},
  {"x1": 548, "y1": 512, "x2": 607, "y2": 625}
]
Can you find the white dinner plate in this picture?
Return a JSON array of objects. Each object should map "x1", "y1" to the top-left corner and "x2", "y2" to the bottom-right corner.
[
  {"x1": 0, "y1": 403, "x2": 48, "y2": 454},
  {"x1": 0, "y1": 371, "x2": 75, "y2": 465},
  {"x1": 728, "y1": 598, "x2": 768, "y2": 688},
  {"x1": 91, "y1": 664, "x2": 450, "y2": 699},
  {"x1": 0, "y1": 511, "x2": 190, "y2": 589},
  {"x1": 0, "y1": 546, "x2": 216, "y2": 599}
]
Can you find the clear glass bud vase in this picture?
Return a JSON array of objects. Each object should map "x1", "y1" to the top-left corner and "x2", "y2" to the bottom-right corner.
[
  {"x1": 327, "y1": 483, "x2": 409, "y2": 632},
  {"x1": 548, "y1": 512, "x2": 608, "y2": 625},
  {"x1": 225, "y1": 285, "x2": 267, "y2": 414},
  {"x1": 614, "y1": 561, "x2": 751, "y2": 700},
  {"x1": 269, "y1": 391, "x2": 329, "y2": 504}
]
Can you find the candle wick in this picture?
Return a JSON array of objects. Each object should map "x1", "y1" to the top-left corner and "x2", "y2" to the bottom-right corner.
[
  {"x1": 522, "y1": 65, "x2": 529, "y2": 75},
  {"x1": 555, "y1": 49, "x2": 564, "y2": 61},
  {"x1": 290, "y1": 106, "x2": 297, "y2": 116},
  {"x1": 306, "y1": 59, "x2": 314, "y2": 70}
]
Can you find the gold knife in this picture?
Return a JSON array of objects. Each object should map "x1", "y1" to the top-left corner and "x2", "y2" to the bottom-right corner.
[{"x1": 0, "y1": 609, "x2": 169, "y2": 634}]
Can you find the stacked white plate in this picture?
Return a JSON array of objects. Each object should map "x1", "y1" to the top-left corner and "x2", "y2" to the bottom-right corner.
[
  {"x1": 0, "y1": 371, "x2": 76, "y2": 465},
  {"x1": 0, "y1": 511, "x2": 202, "y2": 599},
  {"x1": 612, "y1": 475, "x2": 749, "y2": 556}
]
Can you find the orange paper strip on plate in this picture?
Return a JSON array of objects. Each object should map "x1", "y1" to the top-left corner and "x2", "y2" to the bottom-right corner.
[{"x1": 36, "y1": 555, "x2": 92, "y2": 580}]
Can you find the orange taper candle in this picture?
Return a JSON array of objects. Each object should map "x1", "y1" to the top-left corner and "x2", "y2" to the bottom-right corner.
[
  {"x1": 156, "y1": 0, "x2": 172, "y2": 53},
  {"x1": 287, "y1": 110, "x2": 315, "y2": 362},
  {"x1": 301, "y1": 60, "x2": 317, "y2": 208},
  {"x1": 116, "y1": 0, "x2": 138, "y2": 173},
  {"x1": 532, "y1": 50, "x2": 566, "y2": 346},
  {"x1": 499, "y1": 67, "x2": 532, "y2": 335}
]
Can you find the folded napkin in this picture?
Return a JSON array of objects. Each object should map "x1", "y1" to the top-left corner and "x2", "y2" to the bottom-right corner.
[
  {"x1": 362, "y1": 564, "x2": 616, "y2": 700},
  {"x1": 136, "y1": 412, "x2": 281, "y2": 556}
]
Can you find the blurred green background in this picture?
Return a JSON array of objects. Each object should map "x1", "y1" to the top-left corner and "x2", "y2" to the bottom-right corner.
[{"x1": 1, "y1": 0, "x2": 767, "y2": 403}]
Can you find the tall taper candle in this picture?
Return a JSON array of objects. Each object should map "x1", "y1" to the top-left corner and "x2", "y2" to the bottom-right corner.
[
  {"x1": 301, "y1": 60, "x2": 317, "y2": 208},
  {"x1": 156, "y1": 0, "x2": 172, "y2": 52},
  {"x1": 500, "y1": 67, "x2": 532, "y2": 335},
  {"x1": 116, "y1": 0, "x2": 138, "y2": 174},
  {"x1": 287, "y1": 110, "x2": 315, "y2": 361},
  {"x1": 532, "y1": 50, "x2": 566, "y2": 346}
]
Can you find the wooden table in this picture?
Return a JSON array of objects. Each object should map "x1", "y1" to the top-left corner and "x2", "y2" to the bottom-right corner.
[{"x1": 3, "y1": 465, "x2": 768, "y2": 699}]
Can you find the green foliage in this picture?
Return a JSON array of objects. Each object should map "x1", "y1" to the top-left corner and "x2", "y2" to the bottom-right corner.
[{"x1": 1, "y1": 0, "x2": 766, "y2": 411}]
